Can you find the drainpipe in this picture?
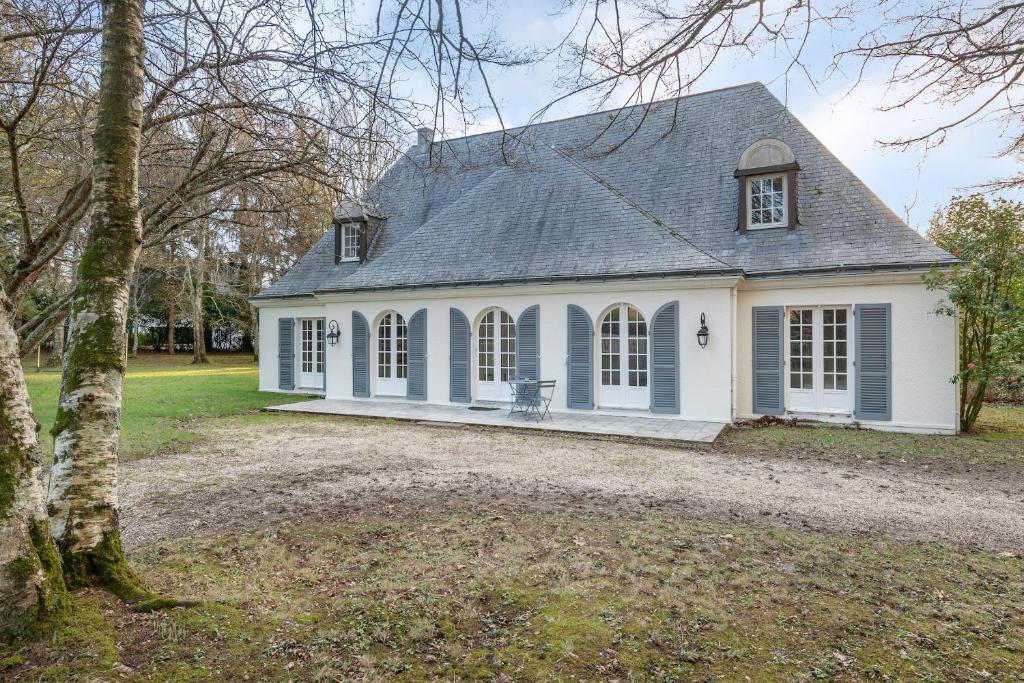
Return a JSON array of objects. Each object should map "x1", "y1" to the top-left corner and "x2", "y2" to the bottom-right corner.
[{"x1": 730, "y1": 281, "x2": 739, "y2": 422}]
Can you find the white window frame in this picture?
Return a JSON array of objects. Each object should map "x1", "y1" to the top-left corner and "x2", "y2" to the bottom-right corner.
[
  {"x1": 785, "y1": 305, "x2": 853, "y2": 415},
  {"x1": 747, "y1": 173, "x2": 788, "y2": 229},
  {"x1": 298, "y1": 318, "x2": 325, "y2": 390},
  {"x1": 376, "y1": 312, "x2": 407, "y2": 396},
  {"x1": 340, "y1": 222, "x2": 360, "y2": 262},
  {"x1": 598, "y1": 304, "x2": 649, "y2": 409},
  {"x1": 476, "y1": 309, "x2": 516, "y2": 402}
]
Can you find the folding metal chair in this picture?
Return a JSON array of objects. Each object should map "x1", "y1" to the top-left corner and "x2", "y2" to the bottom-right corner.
[{"x1": 533, "y1": 380, "x2": 556, "y2": 421}]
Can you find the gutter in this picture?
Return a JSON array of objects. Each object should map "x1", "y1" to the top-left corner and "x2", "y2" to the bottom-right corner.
[
  {"x1": 744, "y1": 260, "x2": 959, "y2": 279},
  {"x1": 251, "y1": 259, "x2": 958, "y2": 303},
  {"x1": 309, "y1": 267, "x2": 746, "y2": 295}
]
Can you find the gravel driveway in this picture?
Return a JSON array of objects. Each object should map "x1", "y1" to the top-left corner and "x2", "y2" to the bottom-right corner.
[{"x1": 119, "y1": 417, "x2": 1024, "y2": 553}]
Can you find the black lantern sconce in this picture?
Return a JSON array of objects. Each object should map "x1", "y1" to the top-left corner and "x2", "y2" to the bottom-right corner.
[
  {"x1": 326, "y1": 320, "x2": 340, "y2": 347},
  {"x1": 696, "y1": 313, "x2": 709, "y2": 349}
]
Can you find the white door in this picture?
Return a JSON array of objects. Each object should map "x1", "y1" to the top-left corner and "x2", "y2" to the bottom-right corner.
[
  {"x1": 376, "y1": 312, "x2": 407, "y2": 396},
  {"x1": 299, "y1": 318, "x2": 325, "y2": 389},
  {"x1": 598, "y1": 304, "x2": 649, "y2": 409},
  {"x1": 477, "y1": 310, "x2": 515, "y2": 402},
  {"x1": 787, "y1": 307, "x2": 852, "y2": 414}
]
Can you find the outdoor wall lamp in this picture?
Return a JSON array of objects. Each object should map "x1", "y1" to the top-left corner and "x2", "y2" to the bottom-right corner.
[
  {"x1": 326, "y1": 320, "x2": 340, "y2": 347},
  {"x1": 696, "y1": 313, "x2": 709, "y2": 349}
]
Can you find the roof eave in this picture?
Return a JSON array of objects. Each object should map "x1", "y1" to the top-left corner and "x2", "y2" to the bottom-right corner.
[
  {"x1": 312, "y1": 267, "x2": 746, "y2": 295},
  {"x1": 745, "y1": 259, "x2": 960, "y2": 279}
]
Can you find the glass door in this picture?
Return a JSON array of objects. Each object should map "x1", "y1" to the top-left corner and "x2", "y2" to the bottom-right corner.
[
  {"x1": 376, "y1": 312, "x2": 407, "y2": 396},
  {"x1": 598, "y1": 304, "x2": 649, "y2": 409},
  {"x1": 786, "y1": 307, "x2": 852, "y2": 414},
  {"x1": 477, "y1": 309, "x2": 516, "y2": 402},
  {"x1": 299, "y1": 318, "x2": 325, "y2": 389}
]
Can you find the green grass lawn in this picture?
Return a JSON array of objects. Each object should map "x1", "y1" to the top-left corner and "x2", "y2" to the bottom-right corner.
[
  {"x1": 718, "y1": 404, "x2": 1024, "y2": 470},
  {"x1": 7, "y1": 510, "x2": 1022, "y2": 681},
  {"x1": 10, "y1": 356, "x2": 1024, "y2": 679},
  {"x1": 25, "y1": 352, "x2": 309, "y2": 460}
]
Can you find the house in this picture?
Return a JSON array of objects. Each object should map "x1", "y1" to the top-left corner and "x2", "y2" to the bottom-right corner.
[{"x1": 252, "y1": 82, "x2": 959, "y2": 434}]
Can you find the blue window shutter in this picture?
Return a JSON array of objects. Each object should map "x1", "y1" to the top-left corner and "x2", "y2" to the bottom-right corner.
[
  {"x1": 752, "y1": 306, "x2": 784, "y2": 415},
  {"x1": 650, "y1": 302, "x2": 679, "y2": 414},
  {"x1": 855, "y1": 303, "x2": 892, "y2": 421},
  {"x1": 320, "y1": 318, "x2": 327, "y2": 393},
  {"x1": 278, "y1": 317, "x2": 294, "y2": 390},
  {"x1": 566, "y1": 305, "x2": 594, "y2": 409},
  {"x1": 516, "y1": 305, "x2": 539, "y2": 380},
  {"x1": 449, "y1": 308, "x2": 471, "y2": 403},
  {"x1": 352, "y1": 311, "x2": 370, "y2": 397},
  {"x1": 407, "y1": 309, "x2": 428, "y2": 400}
]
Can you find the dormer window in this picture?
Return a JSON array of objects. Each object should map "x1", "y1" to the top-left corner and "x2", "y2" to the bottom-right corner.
[
  {"x1": 735, "y1": 139, "x2": 798, "y2": 232},
  {"x1": 333, "y1": 199, "x2": 383, "y2": 265},
  {"x1": 340, "y1": 222, "x2": 359, "y2": 261},
  {"x1": 748, "y1": 174, "x2": 787, "y2": 229}
]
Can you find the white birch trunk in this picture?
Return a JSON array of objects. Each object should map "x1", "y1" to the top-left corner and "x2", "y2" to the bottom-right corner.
[
  {"x1": 45, "y1": 0, "x2": 149, "y2": 599},
  {"x1": 0, "y1": 290, "x2": 67, "y2": 636}
]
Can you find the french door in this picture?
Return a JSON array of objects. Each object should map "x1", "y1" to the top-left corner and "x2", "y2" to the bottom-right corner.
[
  {"x1": 477, "y1": 309, "x2": 515, "y2": 401},
  {"x1": 377, "y1": 312, "x2": 407, "y2": 396},
  {"x1": 598, "y1": 304, "x2": 649, "y2": 409},
  {"x1": 787, "y1": 306, "x2": 852, "y2": 414},
  {"x1": 299, "y1": 318, "x2": 325, "y2": 389}
]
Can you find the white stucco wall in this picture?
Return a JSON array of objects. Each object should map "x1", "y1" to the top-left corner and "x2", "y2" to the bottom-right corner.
[
  {"x1": 255, "y1": 271, "x2": 958, "y2": 433},
  {"x1": 256, "y1": 277, "x2": 738, "y2": 423},
  {"x1": 735, "y1": 273, "x2": 958, "y2": 433}
]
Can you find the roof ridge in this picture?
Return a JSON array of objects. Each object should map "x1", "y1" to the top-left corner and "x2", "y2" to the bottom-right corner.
[{"x1": 427, "y1": 82, "x2": 763, "y2": 148}]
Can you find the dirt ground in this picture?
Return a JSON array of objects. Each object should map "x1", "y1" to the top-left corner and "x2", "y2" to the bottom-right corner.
[{"x1": 119, "y1": 416, "x2": 1024, "y2": 553}]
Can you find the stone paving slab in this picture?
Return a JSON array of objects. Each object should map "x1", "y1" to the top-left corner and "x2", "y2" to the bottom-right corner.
[{"x1": 266, "y1": 398, "x2": 727, "y2": 444}]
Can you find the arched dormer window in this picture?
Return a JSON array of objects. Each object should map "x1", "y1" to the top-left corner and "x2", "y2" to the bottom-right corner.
[{"x1": 734, "y1": 139, "x2": 798, "y2": 232}]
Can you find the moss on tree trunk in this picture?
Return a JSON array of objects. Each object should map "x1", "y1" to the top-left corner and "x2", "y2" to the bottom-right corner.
[
  {"x1": 45, "y1": 0, "x2": 150, "y2": 600},
  {"x1": 0, "y1": 290, "x2": 68, "y2": 639}
]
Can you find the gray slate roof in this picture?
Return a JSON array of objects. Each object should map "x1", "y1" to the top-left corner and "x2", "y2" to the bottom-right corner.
[{"x1": 256, "y1": 82, "x2": 954, "y2": 299}]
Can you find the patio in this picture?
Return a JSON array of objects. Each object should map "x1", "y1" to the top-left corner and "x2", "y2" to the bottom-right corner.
[{"x1": 266, "y1": 398, "x2": 727, "y2": 443}]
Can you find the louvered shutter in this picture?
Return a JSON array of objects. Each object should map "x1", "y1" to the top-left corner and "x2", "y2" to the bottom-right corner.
[
  {"x1": 649, "y1": 302, "x2": 679, "y2": 414},
  {"x1": 407, "y1": 309, "x2": 427, "y2": 400},
  {"x1": 449, "y1": 308, "x2": 471, "y2": 403},
  {"x1": 516, "y1": 305, "x2": 540, "y2": 380},
  {"x1": 855, "y1": 303, "x2": 892, "y2": 421},
  {"x1": 351, "y1": 311, "x2": 370, "y2": 397},
  {"x1": 278, "y1": 317, "x2": 295, "y2": 390},
  {"x1": 752, "y1": 306, "x2": 784, "y2": 415},
  {"x1": 566, "y1": 305, "x2": 593, "y2": 409}
]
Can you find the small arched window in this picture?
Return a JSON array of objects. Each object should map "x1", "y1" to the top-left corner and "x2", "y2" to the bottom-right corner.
[{"x1": 735, "y1": 139, "x2": 798, "y2": 232}]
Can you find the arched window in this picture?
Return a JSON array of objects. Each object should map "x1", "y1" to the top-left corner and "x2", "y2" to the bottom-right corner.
[
  {"x1": 477, "y1": 309, "x2": 515, "y2": 401},
  {"x1": 377, "y1": 312, "x2": 407, "y2": 395},
  {"x1": 599, "y1": 304, "x2": 648, "y2": 408}
]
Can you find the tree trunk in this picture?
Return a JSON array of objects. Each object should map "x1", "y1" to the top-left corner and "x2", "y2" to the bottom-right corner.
[
  {"x1": 191, "y1": 223, "x2": 208, "y2": 364},
  {"x1": 251, "y1": 305, "x2": 259, "y2": 362},
  {"x1": 46, "y1": 0, "x2": 151, "y2": 601},
  {"x1": 167, "y1": 301, "x2": 175, "y2": 354},
  {"x1": 49, "y1": 323, "x2": 64, "y2": 366},
  {"x1": 0, "y1": 290, "x2": 68, "y2": 638},
  {"x1": 128, "y1": 276, "x2": 139, "y2": 358}
]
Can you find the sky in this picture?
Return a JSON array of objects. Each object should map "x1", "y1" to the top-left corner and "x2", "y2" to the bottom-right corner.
[{"x1": 383, "y1": 0, "x2": 1021, "y2": 233}]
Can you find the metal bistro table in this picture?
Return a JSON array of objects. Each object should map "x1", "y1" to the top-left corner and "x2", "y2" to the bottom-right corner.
[{"x1": 507, "y1": 378, "x2": 555, "y2": 421}]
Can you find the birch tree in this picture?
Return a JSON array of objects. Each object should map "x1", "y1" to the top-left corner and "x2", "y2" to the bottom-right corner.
[
  {"x1": 0, "y1": 287, "x2": 67, "y2": 637},
  {"x1": 39, "y1": 0, "x2": 519, "y2": 598},
  {"x1": 44, "y1": 0, "x2": 151, "y2": 599}
]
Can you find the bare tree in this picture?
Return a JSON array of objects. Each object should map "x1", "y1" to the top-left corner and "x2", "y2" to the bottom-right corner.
[
  {"x1": 27, "y1": 0, "x2": 522, "y2": 603},
  {"x1": 548, "y1": 1, "x2": 1023, "y2": 184}
]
